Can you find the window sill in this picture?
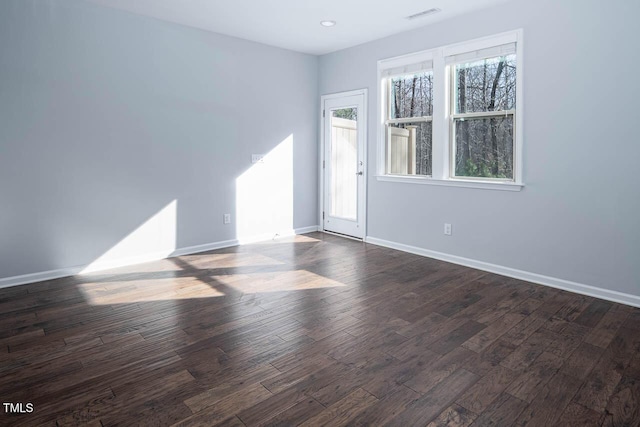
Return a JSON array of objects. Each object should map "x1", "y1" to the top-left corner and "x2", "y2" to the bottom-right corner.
[{"x1": 375, "y1": 175, "x2": 524, "y2": 191}]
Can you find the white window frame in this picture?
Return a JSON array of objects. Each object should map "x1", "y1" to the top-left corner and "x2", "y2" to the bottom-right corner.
[
  {"x1": 377, "y1": 30, "x2": 524, "y2": 191},
  {"x1": 381, "y1": 51, "x2": 434, "y2": 177}
]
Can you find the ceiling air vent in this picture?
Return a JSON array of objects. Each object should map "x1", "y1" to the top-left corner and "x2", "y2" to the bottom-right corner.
[{"x1": 406, "y1": 8, "x2": 442, "y2": 20}]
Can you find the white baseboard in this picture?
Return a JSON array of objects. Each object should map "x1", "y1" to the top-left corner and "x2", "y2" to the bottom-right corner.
[
  {"x1": 0, "y1": 267, "x2": 86, "y2": 290},
  {"x1": 365, "y1": 236, "x2": 640, "y2": 308},
  {"x1": 236, "y1": 226, "x2": 319, "y2": 245},
  {"x1": 170, "y1": 239, "x2": 239, "y2": 258},
  {"x1": 0, "y1": 226, "x2": 320, "y2": 290},
  {"x1": 80, "y1": 249, "x2": 185, "y2": 274},
  {"x1": 292, "y1": 225, "x2": 320, "y2": 234}
]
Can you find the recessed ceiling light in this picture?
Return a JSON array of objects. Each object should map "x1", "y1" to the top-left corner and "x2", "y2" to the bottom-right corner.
[{"x1": 320, "y1": 20, "x2": 336, "y2": 27}]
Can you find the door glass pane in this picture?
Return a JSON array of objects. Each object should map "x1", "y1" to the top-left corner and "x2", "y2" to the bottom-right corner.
[{"x1": 330, "y1": 108, "x2": 358, "y2": 220}]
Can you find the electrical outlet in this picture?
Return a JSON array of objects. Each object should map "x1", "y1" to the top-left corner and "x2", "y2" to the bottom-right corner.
[
  {"x1": 251, "y1": 154, "x2": 265, "y2": 164},
  {"x1": 444, "y1": 223, "x2": 452, "y2": 236},
  {"x1": 223, "y1": 214, "x2": 231, "y2": 224}
]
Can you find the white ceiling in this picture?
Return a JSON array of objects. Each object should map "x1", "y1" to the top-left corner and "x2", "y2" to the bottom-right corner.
[{"x1": 84, "y1": 0, "x2": 512, "y2": 55}]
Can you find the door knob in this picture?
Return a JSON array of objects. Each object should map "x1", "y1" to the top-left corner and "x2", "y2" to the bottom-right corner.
[{"x1": 356, "y1": 171, "x2": 363, "y2": 176}]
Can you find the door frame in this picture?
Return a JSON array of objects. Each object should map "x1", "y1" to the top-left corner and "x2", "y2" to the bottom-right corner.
[{"x1": 319, "y1": 88, "x2": 368, "y2": 239}]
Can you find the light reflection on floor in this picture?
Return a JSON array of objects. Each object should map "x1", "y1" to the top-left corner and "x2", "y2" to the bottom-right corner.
[{"x1": 76, "y1": 236, "x2": 345, "y2": 305}]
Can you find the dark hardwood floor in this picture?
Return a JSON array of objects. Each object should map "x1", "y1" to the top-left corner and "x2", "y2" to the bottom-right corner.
[{"x1": 1, "y1": 232, "x2": 639, "y2": 426}]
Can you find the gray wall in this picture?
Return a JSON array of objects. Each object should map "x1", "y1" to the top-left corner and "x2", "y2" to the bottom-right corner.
[
  {"x1": 319, "y1": 0, "x2": 640, "y2": 295},
  {"x1": 0, "y1": 0, "x2": 318, "y2": 278},
  {"x1": 2, "y1": 0, "x2": 639, "y2": 297}
]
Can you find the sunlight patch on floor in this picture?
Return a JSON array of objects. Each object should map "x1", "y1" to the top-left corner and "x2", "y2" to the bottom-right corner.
[
  {"x1": 178, "y1": 252, "x2": 285, "y2": 270},
  {"x1": 248, "y1": 234, "x2": 322, "y2": 245},
  {"x1": 212, "y1": 270, "x2": 345, "y2": 294},
  {"x1": 78, "y1": 276, "x2": 226, "y2": 304},
  {"x1": 78, "y1": 268, "x2": 345, "y2": 305}
]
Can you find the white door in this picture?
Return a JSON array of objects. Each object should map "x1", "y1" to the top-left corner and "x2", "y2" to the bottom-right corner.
[{"x1": 322, "y1": 90, "x2": 367, "y2": 239}]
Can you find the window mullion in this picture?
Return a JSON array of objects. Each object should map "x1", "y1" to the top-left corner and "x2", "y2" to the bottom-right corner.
[
  {"x1": 431, "y1": 48, "x2": 447, "y2": 180},
  {"x1": 385, "y1": 117, "x2": 431, "y2": 125},
  {"x1": 452, "y1": 110, "x2": 515, "y2": 120}
]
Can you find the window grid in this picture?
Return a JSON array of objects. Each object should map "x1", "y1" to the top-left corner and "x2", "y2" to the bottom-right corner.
[{"x1": 377, "y1": 30, "x2": 523, "y2": 188}]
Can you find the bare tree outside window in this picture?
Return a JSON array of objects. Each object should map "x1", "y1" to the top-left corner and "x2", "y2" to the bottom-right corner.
[
  {"x1": 379, "y1": 32, "x2": 522, "y2": 186},
  {"x1": 453, "y1": 54, "x2": 516, "y2": 179}
]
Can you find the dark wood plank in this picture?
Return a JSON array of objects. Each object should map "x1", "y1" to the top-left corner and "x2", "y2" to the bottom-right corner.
[
  {"x1": 554, "y1": 296, "x2": 593, "y2": 323},
  {"x1": 326, "y1": 328, "x2": 408, "y2": 361},
  {"x1": 546, "y1": 322, "x2": 589, "y2": 359},
  {"x1": 462, "y1": 311, "x2": 526, "y2": 353},
  {"x1": 174, "y1": 382, "x2": 273, "y2": 426},
  {"x1": 0, "y1": 232, "x2": 638, "y2": 426},
  {"x1": 359, "y1": 351, "x2": 439, "y2": 399},
  {"x1": 499, "y1": 313, "x2": 546, "y2": 347},
  {"x1": 436, "y1": 293, "x2": 483, "y2": 317},
  {"x1": 426, "y1": 404, "x2": 477, "y2": 427},
  {"x1": 300, "y1": 387, "x2": 378, "y2": 427},
  {"x1": 513, "y1": 372, "x2": 582, "y2": 426},
  {"x1": 388, "y1": 316, "x2": 468, "y2": 361},
  {"x1": 260, "y1": 397, "x2": 325, "y2": 427},
  {"x1": 404, "y1": 346, "x2": 474, "y2": 394},
  {"x1": 388, "y1": 369, "x2": 479, "y2": 426},
  {"x1": 57, "y1": 369, "x2": 195, "y2": 426},
  {"x1": 456, "y1": 365, "x2": 519, "y2": 414},
  {"x1": 627, "y1": 351, "x2": 640, "y2": 380},
  {"x1": 561, "y1": 341, "x2": 604, "y2": 380},
  {"x1": 468, "y1": 392, "x2": 528, "y2": 427},
  {"x1": 500, "y1": 328, "x2": 558, "y2": 371},
  {"x1": 237, "y1": 386, "x2": 310, "y2": 425},
  {"x1": 430, "y1": 320, "x2": 486, "y2": 355},
  {"x1": 184, "y1": 364, "x2": 281, "y2": 413},
  {"x1": 601, "y1": 376, "x2": 640, "y2": 427},
  {"x1": 472, "y1": 288, "x2": 534, "y2": 325},
  {"x1": 556, "y1": 402, "x2": 604, "y2": 427},
  {"x1": 573, "y1": 355, "x2": 623, "y2": 413},
  {"x1": 347, "y1": 385, "x2": 421, "y2": 426},
  {"x1": 261, "y1": 359, "x2": 354, "y2": 395},
  {"x1": 463, "y1": 338, "x2": 516, "y2": 376},
  {"x1": 574, "y1": 300, "x2": 613, "y2": 328},
  {"x1": 213, "y1": 416, "x2": 246, "y2": 427},
  {"x1": 506, "y1": 351, "x2": 564, "y2": 403}
]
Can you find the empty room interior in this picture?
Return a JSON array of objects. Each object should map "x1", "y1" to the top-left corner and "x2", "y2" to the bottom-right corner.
[{"x1": 2, "y1": 0, "x2": 640, "y2": 425}]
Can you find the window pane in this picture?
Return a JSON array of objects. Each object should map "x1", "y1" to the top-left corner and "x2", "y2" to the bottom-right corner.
[
  {"x1": 330, "y1": 109, "x2": 358, "y2": 220},
  {"x1": 390, "y1": 72, "x2": 433, "y2": 119},
  {"x1": 454, "y1": 116, "x2": 513, "y2": 179},
  {"x1": 387, "y1": 122, "x2": 432, "y2": 176},
  {"x1": 455, "y1": 54, "x2": 516, "y2": 113}
]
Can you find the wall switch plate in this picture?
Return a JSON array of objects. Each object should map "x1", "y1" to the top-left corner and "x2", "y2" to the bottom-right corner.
[
  {"x1": 251, "y1": 154, "x2": 265, "y2": 163},
  {"x1": 444, "y1": 223, "x2": 452, "y2": 235},
  {"x1": 223, "y1": 214, "x2": 231, "y2": 224}
]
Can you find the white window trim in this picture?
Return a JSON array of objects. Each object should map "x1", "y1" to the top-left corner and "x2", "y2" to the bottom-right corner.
[{"x1": 376, "y1": 29, "x2": 524, "y2": 191}]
